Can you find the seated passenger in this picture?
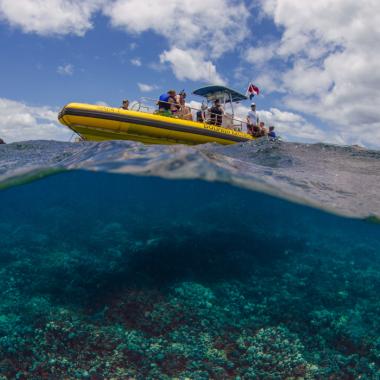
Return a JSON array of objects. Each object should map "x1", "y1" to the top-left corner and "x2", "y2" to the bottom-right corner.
[
  {"x1": 175, "y1": 90, "x2": 185, "y2": 104},
  {"x1": 176, "y1": 91, "x2": 193, "y2": 120},
  {"x1": 268, "y1": 126, "x2": 276, "y2": 139},
  {"x1": 196, "y1": 103, "x2": 208, "y2": 122},
  {"x1": 170, "y1": 92, "x2": 181, "y2": 115},
  {"x1": 259, "y1": 121, "x2": 267, "y2": 136},
  {"x1": 120, "y1": 99, "x2": 129, "y2": 110},
  {"x1": 158, "y1": 90, "x2": 179, "y2": 115},
  {"x1": 0, "y1": 138, "x2": 5, "y2": 144},
  {"x1": 252, "y1": 125, "x2": 261, "y2": 137},
  {"x1": 209, "y1": 99, "x2": 224, "y2": 126}
]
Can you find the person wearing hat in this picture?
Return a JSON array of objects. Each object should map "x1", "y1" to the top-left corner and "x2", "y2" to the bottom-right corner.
[
  {"x1": 210, "y1": 99, "x2": 224, "y2": 126},
  {"x1": 246, "y1": 102, "x2": 259, "y2": 136},
  {"x1": 120, "y1": 99, "x2": 129, "y2": 110}
]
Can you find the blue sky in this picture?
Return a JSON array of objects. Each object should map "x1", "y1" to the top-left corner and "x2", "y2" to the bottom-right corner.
[{"x1": 0, "y1": 0, "x2": 379, "y2": 148}]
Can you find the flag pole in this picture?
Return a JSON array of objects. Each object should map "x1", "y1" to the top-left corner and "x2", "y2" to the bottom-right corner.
[
  {"x1": 246, "y1": 81, "x2": 251, "y2": 97},
  {"x1": 246, "y1": 80, "x2": 253, "y2": 98}
]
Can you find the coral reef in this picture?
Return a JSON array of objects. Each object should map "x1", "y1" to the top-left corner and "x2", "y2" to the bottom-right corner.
[{"x1": 0, "y1": 172, "x2": 380, "y2": 379}]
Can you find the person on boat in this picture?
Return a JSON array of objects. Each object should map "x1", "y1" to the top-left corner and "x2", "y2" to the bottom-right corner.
[
  {"x1": 251, "y1": 125, "x2": 261, "y2": 137},
  {"x1": 120, "y1": 99, "x2": 129, "y2": 110},
  {"x1": 268, "y1": 126, "x2": 276, "y2": 139},
  {"x1": 196, "y1": 103, "x2": 207, "y2": 122},
  {"x1": 196, "y1": 109, "x2": 204, "y2": 122},
  {"x1": 0, "y1": 138, "x2": 5, "y2": 144},
  {"x1": 210, "y1": 99, "x2": 224, "y2": 126},
  {"x1": 172, "y1": 90, "x2": 184, "y2": 116},
  {"x1": 176, "y1": 91, "x2": 193, "y2": 120},
  {"x1": 158, "y1": 90, "x2": 179, "y2": 115},
  {"x1": 175, "y1": 90, "x2": 185, "y2": 104},
  {"x1": 259, "y1": 121, "x2": 267, "y2": 136},
  {"x1": 246, "y1": 103, "x2": 258, "y2": 135}
]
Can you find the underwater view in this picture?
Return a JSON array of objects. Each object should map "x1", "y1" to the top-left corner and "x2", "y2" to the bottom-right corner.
[{"x1": 0, "y1": 139, "x2": 380, "y2": 379}]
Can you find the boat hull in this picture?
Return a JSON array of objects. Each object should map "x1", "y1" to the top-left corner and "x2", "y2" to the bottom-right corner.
[{"x1": 58, "y1": 103, "x2": 253, "y2": 145}]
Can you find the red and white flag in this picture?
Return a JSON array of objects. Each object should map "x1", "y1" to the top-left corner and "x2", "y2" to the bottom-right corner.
[{"x1": 246, "y1": 83, "x2": 260, "y2": 99}]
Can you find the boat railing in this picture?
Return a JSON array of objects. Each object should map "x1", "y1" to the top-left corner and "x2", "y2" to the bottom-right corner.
[{"x1": 130, "y1": 97, "x2": 246, "y2": 132}]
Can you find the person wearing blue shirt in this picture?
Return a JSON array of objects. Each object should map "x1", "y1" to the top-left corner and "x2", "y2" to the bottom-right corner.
[
  {"x1": 158, "y1": 90, "x2": 178, "y2": 114},
  {"x1": 268, "y1": 126, "x2": 276, "y2": 139}
]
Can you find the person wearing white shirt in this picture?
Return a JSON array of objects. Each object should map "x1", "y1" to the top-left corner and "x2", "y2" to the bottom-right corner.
[{"x1": 246, "y1": 103, "x2": 259, "y2": 135}]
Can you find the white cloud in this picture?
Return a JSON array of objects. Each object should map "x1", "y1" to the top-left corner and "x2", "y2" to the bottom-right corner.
[
  {"x1": 0, "y1": 0, "x2": 248, "y2": 86},
  {"x1": 130, "y1": 58, "x2": 141, "y2": 67},
  {"x1": 104, "y1": 0, "x2": 249, "y2": 59},
  {"x1": 233, "y1": 103, "x2": 329, "y2": 143},
  {"x1": 283, "y1": 60, "x2": 332, "y2": 96},
  {"x1": 246, "y1": 42, "x2": 279, "y2": 66},
  {"x1": 256, "y1": 0, "x2": 380, "y2": 148},
  {"x1": 160, "y1": 48, "x2": 225, "y2": 84},
  {"x1": 137, "y1": 83, "x2": 159, "y2": 93},
  {"x1": 254, "y1": 71, "x2": 285, "y2": 94},
  {"x1": 104, "y1": 0, "x2": 249, "y2": 84},
  {"x1": 95, "y1": 100, "x2": 111, "y2": 106},
  {"x1": 0, "y1": 98, "x2": 72, "y2": 143},
  {"x1": 57, "y1": 63, "x2": 74, "y2": 76},
  {"x1": 0, "y1": 0, "x2": 104, "y2": 36},
  {"x1": 258, "y1": 108, "x2": 328, "y2": 142}
]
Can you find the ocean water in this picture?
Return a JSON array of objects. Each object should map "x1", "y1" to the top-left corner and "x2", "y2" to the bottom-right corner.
[{"x1": 0, "y1": 139, "x2": 380, "y2": 379}]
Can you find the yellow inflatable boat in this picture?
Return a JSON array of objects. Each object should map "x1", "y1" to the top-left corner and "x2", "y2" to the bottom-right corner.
[{"x1": 58, "y1": 85, "x2": 254, "y2": 145}]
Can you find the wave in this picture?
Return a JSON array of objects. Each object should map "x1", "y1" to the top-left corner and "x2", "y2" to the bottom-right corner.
[{"x1": 0, "y1": 139, "x2": 379, "y2": 220}]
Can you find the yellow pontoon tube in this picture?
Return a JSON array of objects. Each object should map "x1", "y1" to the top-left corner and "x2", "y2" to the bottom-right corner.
[
  {"x1": 58, "y1": 85, "x2": 255, "y2": 145},
  {"x1": 58, "y1": 103, "x2": 253, "y2": 145}
]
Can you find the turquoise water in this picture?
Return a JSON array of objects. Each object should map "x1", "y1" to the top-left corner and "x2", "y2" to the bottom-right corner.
[{"x1": 0, "y1": 140, "x2": 380, "y2": 379}]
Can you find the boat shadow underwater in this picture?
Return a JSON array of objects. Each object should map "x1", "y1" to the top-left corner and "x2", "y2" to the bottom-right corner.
[{"x1": 1, "y1": 171, "x2": 312, "y2": 299}]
